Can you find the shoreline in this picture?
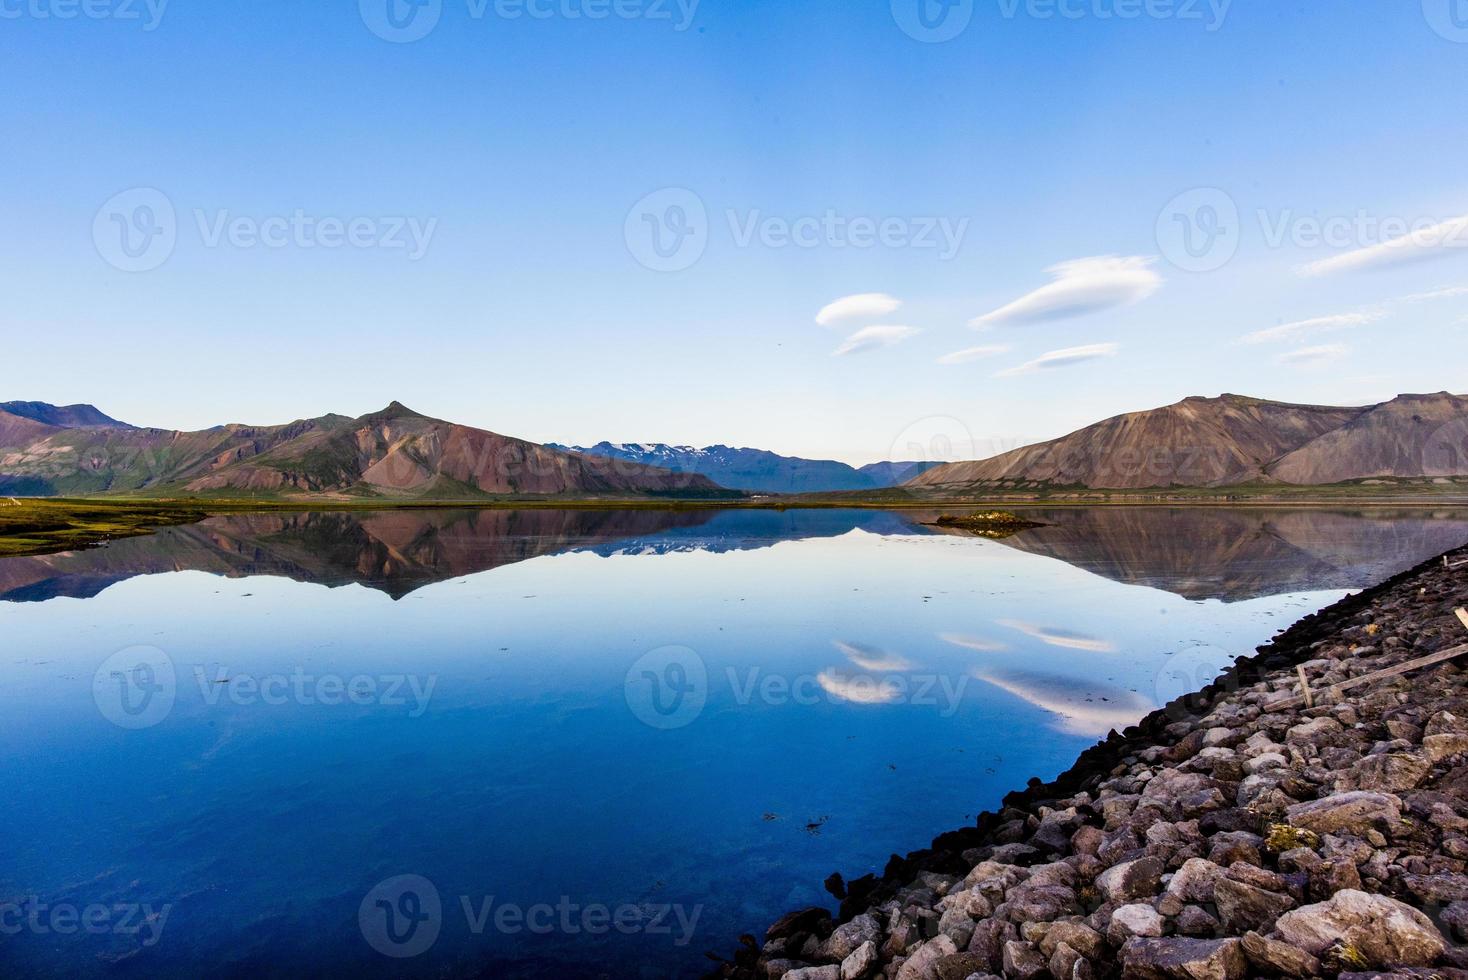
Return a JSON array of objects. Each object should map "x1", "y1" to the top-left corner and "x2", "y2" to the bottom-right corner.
[
  {"x1": 707, "y1": 544, "x2": 1468, "y2": 979},
  {"x1": 4, "y1": 495, "x2": 1468, "y2": 560}
]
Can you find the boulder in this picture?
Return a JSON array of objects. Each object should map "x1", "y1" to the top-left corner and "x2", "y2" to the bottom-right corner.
[
  {"x1": 1119, "y1": 937, "x2": 1247, "y2": 980},
  {"x1": 840, "y1": 940, "x2": 878, "y2": 980},
  {"x1": 785, "y1": 967, "x2": 840, "y2": 980},
  {"x1": 1240, "y1": 930, "x2": 1321, "y2": 977},
  {"x1": 1285, "y1": 792, "x2": 1403, "y2": 836},
  {"x1": 819, "y1": 914, "x2": 882, "y2": 962},
  {"x1": 1097, "y1": 856, "x2": 1165, "y2": 904},
  {"x1": 1109, "y1": 903, "x2": 1165, "y2": 943},
  {"x1": 1273, "y1": 890, "x2": 1446, "y2": 968},
  {"x1": 1341, "y1": 753, "x2": 1432, "y2": 793},
  {"x1": 895, "y1": 935, "x2": 957, "y2": 980},
  {"x1": 1214, "y1": 877, "x2": 1294, "y2": 933},
  {"x1": 1001, "y1": 940, "x2": 1047, "y2": 980}
]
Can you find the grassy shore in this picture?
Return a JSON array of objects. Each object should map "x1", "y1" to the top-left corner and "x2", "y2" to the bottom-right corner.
[{"x1": 3, "y1": 482, "x2": 1468, "y2": 560}]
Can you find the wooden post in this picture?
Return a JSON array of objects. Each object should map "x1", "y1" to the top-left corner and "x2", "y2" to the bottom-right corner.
[{"x1": 1296, "y1": 665, "x2": 1313, "y2": 709}]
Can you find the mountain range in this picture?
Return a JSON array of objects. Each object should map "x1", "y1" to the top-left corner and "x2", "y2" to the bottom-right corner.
[
  {"x1": 549, "y1": 442, "x2": 940, "y2": 494},
  {"x1": 0, "y1": 402, "x2": 729, "y2": 499},
  {"x1": 909, "y1": 392, "x2": 1468, "y2": 491},
  {"x1": 4, "y1": 391, "x2": 1467, "y2": 500}
]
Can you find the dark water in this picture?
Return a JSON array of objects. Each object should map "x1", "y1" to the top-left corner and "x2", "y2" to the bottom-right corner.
[{"x1": 1, "y1": 506, "x2": 1465, "y2": 978}]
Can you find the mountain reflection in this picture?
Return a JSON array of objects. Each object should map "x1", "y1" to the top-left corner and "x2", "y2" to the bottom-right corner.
[{"x1": 0, "y1": 505, "x2": 1465, "y2": 604}]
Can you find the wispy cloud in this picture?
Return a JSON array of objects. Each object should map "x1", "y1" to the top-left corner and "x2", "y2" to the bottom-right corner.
[
  {"x1": 1298, "y1": 214, "x2": 1468, "y2": 277},
  {"x1": 1398, "y1": 285, "x2": 1468, "y2": 303},
  {"x1": 1241, "y1": 311, "x2": 1383, "y2": 345},
  {"x1": 936, "y1": 344, "x2": 1012, "y2": 365},
  {"x1": 995, "y1": 343, "x2": 1119, "y2": 378},
  {"x1": 833, "y1": 325, "x2": 920, "y2": 356},
  {"x1": 971, "y1": 256, "x2": 1162, "y2": 328},
  {"x1": 815, "y1": 292, "x2": 902, "y2": 326},
  {"x1": 1275, "y1": 344, "x2": 1349, "y2": 367}
]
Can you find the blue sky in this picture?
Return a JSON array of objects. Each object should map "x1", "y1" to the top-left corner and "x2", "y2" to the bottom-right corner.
[{"x1": 3, "y1": 0, "x2": 1467, "y2": 464}]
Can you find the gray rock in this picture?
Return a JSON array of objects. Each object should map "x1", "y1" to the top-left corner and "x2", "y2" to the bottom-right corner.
[
  {"x1": 840, "y1": 940, "x2": 878, "y2": 980},
  {"x1": 1175, "y1": 905, "x2": 1221, "y2": 937},
  {"x1": 1165, "y1": 857, "x2": 1226, "y2": 903},
  {"x1": 785, "y1": 967, "x2": 840, "y2": 980},
  {"x1": 1037, "y1": 920, "x2": 1105, "y2": 961},
  {"x1": 1119, "y1": 937, "x2": 1247, "y2": 980},
  {"x1": 1214, "y1": 877, "x2": 1294, "y2": 933},
  {"x1": 1108, "y1": 903, "x2": 1165, "y2": 943},
  {"x1": 895, "y1": 935, "x2": 958, "y2": 980},
  {"x1": 1340, "y1": 753, "x2": 1432, "y2": 793},
  {"x1": 1423, "y1": 732, "x2": 1468, "y2": 762},
  {"x1": 1272, "y1": 889, "x2": 1446, "y2": 968},
  {"x1": 1240, "y1": 930, "x2": 1321, "y2": 977},
  {"x1": 1001, "y1": 940, "x2": 1047, "y2": 980},
  {"x1": 820, "y1": 914, "x2": 883, "y2": 962},
  {"x1": 1097, "y1": 856, "x2": 1165, "y2": 903},
  {"x1": 1285, "y1": 791, "x2": 1403, "y2": 835}
]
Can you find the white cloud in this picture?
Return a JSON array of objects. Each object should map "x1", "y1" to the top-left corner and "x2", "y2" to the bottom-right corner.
[
  {"x1": 1398, "y1": 285, "x2": 1468, "y2": 303},
  {"x1": 833, "y1": 325, "x2": 920, "y2": 357},
  {"x1": 995, "y1": 342, "x2": 1119, "y2": 378},
  {"x1": 1275, "y1": 344, "x2": 1349, "y2": 367},
  {"x1": 1298, "y1": 214, "x2": 1468, "y2": 277},
  {"x1": 1241, "y1": 311, "x2": 1383, "y2": 345},
  {"x1": 815, "y1": 292, "x2": 902, "y2": 327},
  {"x1": 970, "y1": 256, "x2": 1162, "y2": 328},
  {"x1": 936, "y1": 344, "x2": 1012, "y2": 365}
]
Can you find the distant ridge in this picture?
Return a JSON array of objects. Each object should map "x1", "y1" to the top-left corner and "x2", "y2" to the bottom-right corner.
[
  {"x1": 554, "y1": 443, "x2": 905, "y2": 493},
  {"x1": 0, "y1": 401, "x2": 134, "y2": 430},
  {"x1": 908, "y1": 392, "x2": 1468, "y2": 490},
  {"x1": 0, "y1": 402, "x2": 732, "y2": 499}
]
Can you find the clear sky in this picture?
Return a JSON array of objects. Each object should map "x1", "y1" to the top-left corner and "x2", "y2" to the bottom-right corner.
[{"x1": 3, "y1": 0, "x2": 1467, "y2": 465}]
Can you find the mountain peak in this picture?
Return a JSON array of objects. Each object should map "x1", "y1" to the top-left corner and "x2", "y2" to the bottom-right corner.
[
  {"x1": 368, "y1": 401, "x2": 425, "y2": 420},
  {"x1": 0, "y1": 401, "x2": 134, "y2": 429}
]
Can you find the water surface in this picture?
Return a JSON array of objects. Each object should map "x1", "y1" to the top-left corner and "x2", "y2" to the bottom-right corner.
[{"x1": 2, "y1": 506, "x2": 1464, "y2": 977}]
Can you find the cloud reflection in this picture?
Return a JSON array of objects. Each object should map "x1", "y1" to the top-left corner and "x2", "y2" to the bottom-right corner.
[
  {"x1": 973, "y1": 668, "x2": 1153, "y2": 737},
  {"x1": 816, "y1": 670, "x2": 901, "y2": 705},
  {"x1": 997, "y1": 619, "x2": 1117, "y2": 653},
  {"x1": 833, "y1": 640, "x2": 915, "y2": 672},
  {"x1": 939, "y1": 632, "x2": 1008, "y2": 653}
]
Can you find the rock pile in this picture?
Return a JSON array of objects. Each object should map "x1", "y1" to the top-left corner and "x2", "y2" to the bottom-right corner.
[{"x1": 709, "y1": 547, "x2": 1468, "y2": 979}]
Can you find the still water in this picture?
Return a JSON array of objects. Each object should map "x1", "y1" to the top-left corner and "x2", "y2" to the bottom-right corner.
[{"x1": 1, "y1": 507, "x2": 1465, "y2": 978}]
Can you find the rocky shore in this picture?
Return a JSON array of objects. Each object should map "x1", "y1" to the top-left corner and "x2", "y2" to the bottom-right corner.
[{"x1": 708, "y1": 545, "x2": 1468, "y2": 980}]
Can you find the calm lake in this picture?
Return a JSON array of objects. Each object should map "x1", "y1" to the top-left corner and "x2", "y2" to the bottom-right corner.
[{"x1": 2, "y1": 507, "x2": 1466, "y2": 978}]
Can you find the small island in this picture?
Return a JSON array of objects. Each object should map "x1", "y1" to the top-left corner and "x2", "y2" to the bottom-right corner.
[{"x1": 929, "y1": 510, "x2": 1050, "y2": 538}]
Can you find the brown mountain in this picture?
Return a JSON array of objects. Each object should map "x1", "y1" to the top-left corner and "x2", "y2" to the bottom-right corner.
[
  {"x1": 908, "y1": 392, "x2": 1468, "y2": 491},
  {"x1": 1267, "y1": 392, "x2": 1468, "y2": 483},
  {"x1": 0, "y1": 401, "x2": 729, "y2": 499}
]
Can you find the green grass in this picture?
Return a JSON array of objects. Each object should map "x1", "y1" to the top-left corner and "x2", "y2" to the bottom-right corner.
[
  {"x1": 0, "y1": 498, "x2": 210, "y2": 558},
  {"x1": 4, "y1": 476, "x2": 1467, "y2": 560}
]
